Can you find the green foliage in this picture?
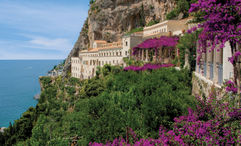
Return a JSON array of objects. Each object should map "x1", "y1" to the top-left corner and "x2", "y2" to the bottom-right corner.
[
  {"x1": 0, "y1": 107, "x2": 37, "y2": 145},
  {"x1": 39, "y1": 76, "x2": 52, "y2": 89},
  {"x1": 166, "y1": 0, "x2": 197, "y2": 20},
  {"x1": 125, "y1": 27, "x2": 143, "y2": 35},
  {"x1": 166, "y1": 9, "x2": 179, "y2": 20},
  {"x1": 75, "y1": 69, "x2": 195, "y2": 143},
  {"x1": 123, "y1": 57, "x2": 144, "y2": 66},
  {"x1": 3, "y1": 66, "x2": 196, "y2": 145},
  {"x1": 89, "y1": 0, "x2": 95, "y2": 5},
  {"x1": 146, "y1": 20, "x2": 159, "y2": 27},
  {"x1": 69, "y1": 77, "x2": 81, "y2": 86},
  {"x1": 177, "y1": 30, "x2": 200, "y2": 72}
]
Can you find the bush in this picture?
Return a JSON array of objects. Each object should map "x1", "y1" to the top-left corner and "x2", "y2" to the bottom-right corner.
[
  {"x1": 90, "y1": 95, "x2": 241, "y2": 145},
  {"x1": 166, "y1": 9, "x2": 178, "y2": 20},
  {"x1": 125, "y1": 27, "x2": 143, "y2": 35},
  {"x1": 146, "y1": 20, "x2": 159, "y2": 27},
  {"x1": 7, "y1": 67, "x2": 195, "y2": 146},
  {"x1": 77, "y1": 68, "x2": 195, "y2": 143}
]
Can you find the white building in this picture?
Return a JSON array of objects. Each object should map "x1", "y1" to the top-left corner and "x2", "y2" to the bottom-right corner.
[
  {"x1": 71, "y1": 35, "x2": 142, "y2": 79},
  {"x1": 195, "y1": 42, "x2": 234, "y2": 87},
  {"x1": 143, "y1": 18, "x2": 189, "y2": 39},
  {"x1": 71, "y1": 18, "x2": 193, "y2": 80}
]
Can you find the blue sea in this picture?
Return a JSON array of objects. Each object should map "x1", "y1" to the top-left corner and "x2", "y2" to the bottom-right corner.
[{"x1": 0, "y1": 60, "x2": 62, "y2": 127}]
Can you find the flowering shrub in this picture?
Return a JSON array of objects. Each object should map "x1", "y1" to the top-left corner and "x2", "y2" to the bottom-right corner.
[
  {"x1": 229, "y1": 51, "x2": 241, "y2": 65},
  {"x1": 189, "y1": 0, "x2": 241, "y2": 50},
  {"x1": 89, "y1": 96, "x2": 241, "y2": 146},
  {"x1": 124, "y1": 63, "x2": 174, "y2": 71},
  {"x1": 189, "y1": 0, "x2": 241, "y2": 91},
  {"x1": 132, "y1": 36, "x2": 179, "y2": 55},
  {"x1": 224, "y1": 80, "x2": 239, "y2": 94}
]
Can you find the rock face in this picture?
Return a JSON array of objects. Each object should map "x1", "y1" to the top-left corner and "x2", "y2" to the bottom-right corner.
[{"x1": 63, "y1": 0, "x2": 176, "y2": 75}]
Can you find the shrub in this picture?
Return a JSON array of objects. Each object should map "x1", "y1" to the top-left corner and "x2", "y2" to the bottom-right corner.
[{"x1": 90, "y1": 96, "x2": 241, "y2": 145}]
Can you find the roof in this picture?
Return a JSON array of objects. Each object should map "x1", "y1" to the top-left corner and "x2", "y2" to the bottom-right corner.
[
  {"x1": 94, "y1": 40, "x2": 107, "y2": 44},
  {"x1": 88, "y1": 48, "x2": 99, "y2": 52},
  {"x1": 98, "y1": 41, "x2": 123, "y2": 50},
  {"x1": 80, "y1": 50, "x2": 88, "y2": 53}
]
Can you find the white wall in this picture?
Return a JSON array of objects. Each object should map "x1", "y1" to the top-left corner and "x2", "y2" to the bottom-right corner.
[
  {"x1": 223, "y1": 42, "x2": 234, "y2": 80},
  {"x1": 71, "y1": 57, "x2": 81, "y2": 78}
]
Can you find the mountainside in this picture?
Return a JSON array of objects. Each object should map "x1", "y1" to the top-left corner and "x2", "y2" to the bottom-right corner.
[{"x1": 63, "y1": 0, "x2": 176, "y2": 75}]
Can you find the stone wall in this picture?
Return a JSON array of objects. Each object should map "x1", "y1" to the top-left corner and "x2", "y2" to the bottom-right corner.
[{"x1": 192, "y1": 72, "x2": 224, "y2": 99}]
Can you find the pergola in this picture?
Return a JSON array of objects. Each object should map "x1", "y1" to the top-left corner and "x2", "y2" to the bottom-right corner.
[{"x1": 132, "y1": 36, "x2": 179, "y2": 63}]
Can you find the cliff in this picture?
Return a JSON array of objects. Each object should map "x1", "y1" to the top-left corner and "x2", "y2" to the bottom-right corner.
[{"x1": 63, "y1": 0, "x2": 176, "y2": 76}]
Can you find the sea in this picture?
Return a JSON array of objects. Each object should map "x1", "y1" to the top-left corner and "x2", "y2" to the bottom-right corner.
[{"x1": 0, "y1": 60, "x2": 62, "y2": 128}]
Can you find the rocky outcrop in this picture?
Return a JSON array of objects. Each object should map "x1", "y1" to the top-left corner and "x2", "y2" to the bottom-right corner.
[{"x1": 63, "y1": 0, "x2": 176, "y2": 76}]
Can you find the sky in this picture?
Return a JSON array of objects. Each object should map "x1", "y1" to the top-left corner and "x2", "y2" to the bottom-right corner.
[{"x1": 0, "y1": 0, "x2": 89, "y2": 59}]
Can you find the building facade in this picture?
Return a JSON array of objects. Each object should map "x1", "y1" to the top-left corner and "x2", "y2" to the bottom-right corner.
[
  {"x1": 143, "y1": 18, "x2": 189, "y2": 39},
  {"x1": 193, "y1": 42, "x2": 234, "y2": 97},
  {"x1": 71, "y1": 18, "x2": 196, "y2": 80},
  {"x1": 71, "y1": 34, "x2": 143, "y2": 79}
]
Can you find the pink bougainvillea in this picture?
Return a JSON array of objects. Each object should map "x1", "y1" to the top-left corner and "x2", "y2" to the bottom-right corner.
[
  {"x1": 189, "y1": 0, "x2": 241, "y2": 62},
  {"x1": 229, "y1": 51, "x2": 241, "y2": 64},
  {"x1": 224, "y1": 80, "x2": 240, "y2": 93},
  {"x1": 132, "y1": 36, "x2": 179, "y2": 55}
]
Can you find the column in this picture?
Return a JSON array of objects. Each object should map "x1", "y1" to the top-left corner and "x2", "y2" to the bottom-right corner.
[
  {"x1": 154, "y1": 48, "x2": 158, "y2": 62},
  {"x1": 146, "y1": 49, "x2": 149, "y2": 62},
  {"x1": 196, "y1": 42, "x2": 201, "y2": 73},
  {"x1": 214, "y1": 48, "x2": 221, "y2": 84},
  {"x1": 142, "y1": 49, "x2": 144, "y2": 61},
  {"x1": 160, "y1": 48, "x2": 163, "y2": 63},
  {"x1": 139, "y1": 50, "x2": 141, "y2": 61},
  {"x1": 201, "y1": 51, "x2": 207, "y2": 76},
  {"x1": 206, "y1": 50, "x2": 212, "y2": 79}
]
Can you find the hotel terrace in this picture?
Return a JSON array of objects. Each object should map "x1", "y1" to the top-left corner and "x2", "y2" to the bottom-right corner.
[
  {"x1": 71, "y1": 17, "x2": 235, "y2": 86},
  {"x1": 71, "y1": 18, "x2": 190, "y2": 79},
  {"x1": 192, "y1": 42, "x2": 235, "y2": 96}
]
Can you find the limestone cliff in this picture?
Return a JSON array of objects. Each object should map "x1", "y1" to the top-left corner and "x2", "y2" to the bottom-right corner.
[{"x1": 63, "y1": 0, "x2": 176, "y2": 75}]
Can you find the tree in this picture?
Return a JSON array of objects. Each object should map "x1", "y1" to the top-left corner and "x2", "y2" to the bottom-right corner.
[
  {"x1": 89, "y1": 0, "x2": 95, "y2": 5},
  {"x1": 189, "y1": 0, "x2": 241, "y2": 93},
  {"x1": 177, "y1": 30, "x2": 200, "y2": 72}
]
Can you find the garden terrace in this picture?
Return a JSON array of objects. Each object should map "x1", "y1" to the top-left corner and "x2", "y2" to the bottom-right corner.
[{"x1": 132, "y1": 36, "x2": 179, "y2": 64}]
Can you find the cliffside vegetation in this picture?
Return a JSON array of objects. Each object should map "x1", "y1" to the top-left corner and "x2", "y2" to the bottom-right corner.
[
  {"x1": 177, "y1": 30, "x2": 201, "y2": 72},
  {"x1": 166, "y1": 0, "x2": 197, "y2": 20},
  {"x1": 0, "y1": 66, "x2": 196, "y2": 145}
]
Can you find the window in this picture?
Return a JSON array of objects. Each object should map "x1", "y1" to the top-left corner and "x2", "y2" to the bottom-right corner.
[
  {"x1": 125, "y1": 51, "x2": 128, "y2": 56},
  {"x1": 126, "y1": 41, "x2": 128, "y2": 46}
]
